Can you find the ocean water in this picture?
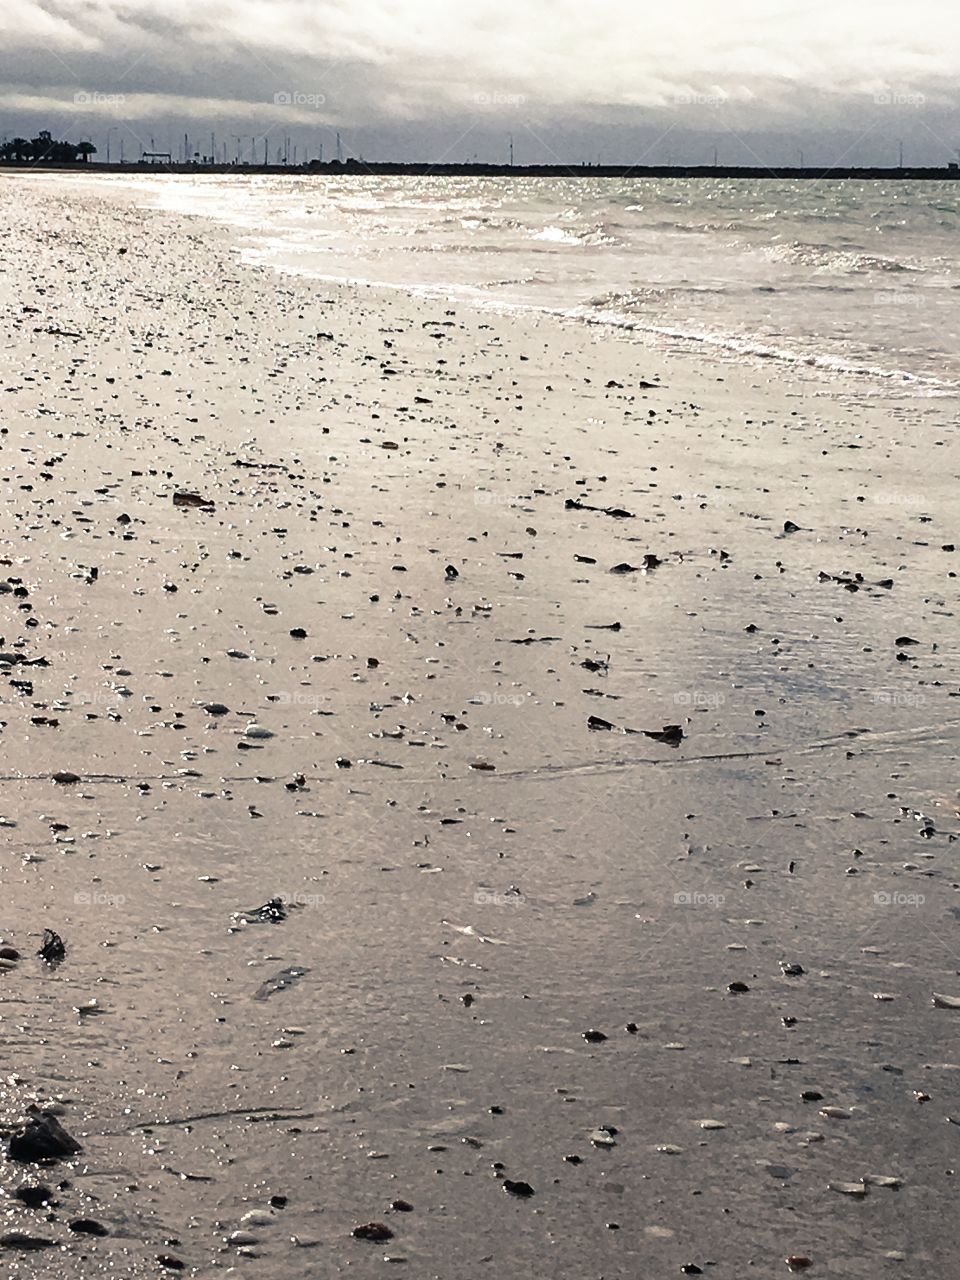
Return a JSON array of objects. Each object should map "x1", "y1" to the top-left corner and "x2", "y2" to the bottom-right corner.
[{"x1": 138, "y1": 174, "x2": 960, "y2": 395}]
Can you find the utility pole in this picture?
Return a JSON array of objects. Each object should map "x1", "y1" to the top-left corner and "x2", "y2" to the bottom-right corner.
[
  {"x1": 509, "y1": 133, "x2": 514, "y2": 166},
  {"x1": 899, "y1": 139, "x2": 904, "y2": 168},
  {"x1": 233, "y1": 135, "x2": 242, "y2": 164},
  {"x1": 319, "y1": 141, "x2": 323, "y2": 164},
  {"x1": 184, "y1": 132, "x2": 189, "y2": 164},
  {"x1": 119, "y1": 137, "x2": 124, "y2": 164},
  {"x1": 713, "y1": 144, "x2": 718, "y2": 167},
  {"x1": 336, "y1": 131, "x2": 342, "y2": 163}
]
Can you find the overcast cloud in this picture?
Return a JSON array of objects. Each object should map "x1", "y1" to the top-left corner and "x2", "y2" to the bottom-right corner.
[{"x1": 1, "y1": 0, "x2": 957, "y2": 165}]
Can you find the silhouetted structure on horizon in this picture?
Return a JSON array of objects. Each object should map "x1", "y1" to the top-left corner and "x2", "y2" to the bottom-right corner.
[
  {"x1": 1, "y1": 129, "x2": 958, "y2": 180},
  {"x1": 0, "y1": 131, "x2": 95, "y2": 164}
]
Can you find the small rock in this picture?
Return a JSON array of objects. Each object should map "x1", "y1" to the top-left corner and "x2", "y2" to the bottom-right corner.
[
  {"x1": 503, "y1": 1180, "x2": 535, "y2": 1198},
  {"x1": 240, "y1": 1210, "x2": 275, "y2": 1228},
  {"x1": 228, "y1": 1230, "x2": 258, "y2": 1245},
  {"x1": 8, "y1": 1109, "x2": 81, "y2": 1162},
  {"x1": 352, "y1": 1222, "x2": 394, "y2": 1241},
  {"x1": 69, "y1": 1219, "x2": 109, "y2": 1236},
  {"x1": 0, "y1": 1233, "x2": 56, "y2": 1251},
  {"x1": 13, "y1": 1185, "x2": 55, "y2": 1209}
]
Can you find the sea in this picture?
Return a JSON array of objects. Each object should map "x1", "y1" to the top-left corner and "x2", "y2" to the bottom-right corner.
[{"x1": 129, "y1": 173, "x2": 960, "y2": 397}]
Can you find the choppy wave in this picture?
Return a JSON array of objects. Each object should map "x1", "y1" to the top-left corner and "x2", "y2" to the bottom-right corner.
[
  {"x1": 572, "y1": 305, "x2": 955, "y2": 388},
  {"x1": 766, "y1": 241, "x2": 921, "y2": 273},
  {"x1": 135, "y1": 172, "x2": 960, "y2": 395}
]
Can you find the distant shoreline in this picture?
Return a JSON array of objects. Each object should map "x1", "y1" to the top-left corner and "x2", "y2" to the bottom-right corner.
[{"x1": 4, "y1": 159, "x2": 960, "y2": 181}]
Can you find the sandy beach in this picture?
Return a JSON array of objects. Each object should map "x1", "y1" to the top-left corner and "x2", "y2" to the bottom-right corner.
[{"x1": 1, "y1": 172, "x2": 959, "y2": 1278}]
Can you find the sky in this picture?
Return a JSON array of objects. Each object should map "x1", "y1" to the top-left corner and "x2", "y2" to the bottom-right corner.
[{"x1": 0, "y1": 0, "x2": 958, "y2": 166}]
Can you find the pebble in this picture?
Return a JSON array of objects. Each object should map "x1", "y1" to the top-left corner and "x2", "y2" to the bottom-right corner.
[
  {"x1": 228, "y1": 1230, "x2": 259, "y2": 1245},
  {"x1": 502, "y1": 1180, "x2": 535, "y2": 1197},
  {"x1": 352, "y1": 1222, "x2": 394, "y2": 1241},
  {"x1": 69, "y1": 1219, "x2": 109, "y2": 1236},
  {"x1": 240, "y1": 1210, "x2": 275, "y2": 1227}
]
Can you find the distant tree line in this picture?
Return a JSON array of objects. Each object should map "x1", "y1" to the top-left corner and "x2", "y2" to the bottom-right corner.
[{"x1": 0, "y1": 130, "x2": 97, "y2": 163}]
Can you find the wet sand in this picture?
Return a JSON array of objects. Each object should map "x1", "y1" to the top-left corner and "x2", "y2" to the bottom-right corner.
[{"x1": 1, "y1": 173, "x2": 959, "y2": 1278}]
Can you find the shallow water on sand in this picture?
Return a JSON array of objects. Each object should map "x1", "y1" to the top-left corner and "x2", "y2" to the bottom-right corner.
[
  {"x1": 0, "y1": 176, "x2": 959, "y2": 1278},
  {"x1": 129, "y1": 172, "x2": 960, "y2": 394}
]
